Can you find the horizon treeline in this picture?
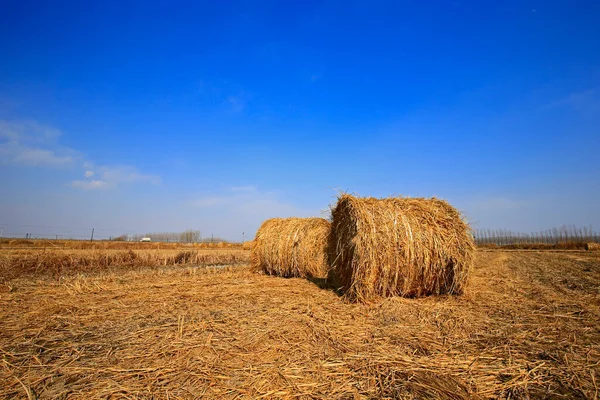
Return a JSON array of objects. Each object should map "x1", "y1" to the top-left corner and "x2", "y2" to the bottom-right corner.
[
  {"x1": 474, "y1": 225, "x2": 599, "y2": 246},
  {"x1": 115, "y1": 230, "x2": 229, "y2": 243}
]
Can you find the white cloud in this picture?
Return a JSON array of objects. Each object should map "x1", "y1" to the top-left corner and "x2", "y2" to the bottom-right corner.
[
  {"x1": 70, "y1": 179, "x2": 112, "y2": 190},
  {"x1": 99, "y1": 165, "x2": 161, "y2": 185},
  {"x1": 70, "y1": 164, "x2": 161, "y2": 190},
  {"x1": 0, "y1": 121, "x2": 78, "y2": 167},
  {"x1": 0, "y1": 143, "x2": 74, "y2": 166},
  {"x1": 0, "y1": 120, "x2": 62, "y2": 142},
  {"x1": 0, "y1": 119, "x2": 162, "y2": 190}
]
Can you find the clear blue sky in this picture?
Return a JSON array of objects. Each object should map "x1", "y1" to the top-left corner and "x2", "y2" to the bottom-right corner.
[{"x1": 1, "y1": 1, "x2": 599, "y2": 240}]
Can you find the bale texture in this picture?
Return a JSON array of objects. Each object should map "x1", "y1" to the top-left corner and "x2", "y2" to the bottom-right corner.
[
  {"x1": 585, "y1": 242, "x2": 600, "y2": 251},
  {"x1": 251, "y1": 218, "x2": 330, "y2": 278},
  {"x1": 328, "y1": 194, "x2": 475, "y2": 301}
]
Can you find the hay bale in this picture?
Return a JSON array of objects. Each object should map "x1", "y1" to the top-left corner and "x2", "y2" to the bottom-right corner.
[
  {"x1": 251, "y1": 218, "x2": 330, "y2": 278},
  {"x1": 328, "y1": 194, "x2": 475, "y2": 301},
  {"x1": 585, "y1": 242, "x2": 600, "y2": 251}
]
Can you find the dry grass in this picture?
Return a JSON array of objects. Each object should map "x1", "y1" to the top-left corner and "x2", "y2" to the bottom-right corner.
[
  {"x1": 586, "y1": 242, "x2": 600, "y2": 251},
  {"x1": 0, "y1": 250, "x2": 598, "y2": 398},
  {"x1": 0, "y1": 249, "x2": 249, "y2": 280},
  {"x1": 328, "y1": 194, "x2": 475, "y2": 302},
  {"x1": 0, "y1": 238, "x2": 241, "y2": 250},
  {"x1": 252, "y1": 218, "x2": 330, "y2": 278}
]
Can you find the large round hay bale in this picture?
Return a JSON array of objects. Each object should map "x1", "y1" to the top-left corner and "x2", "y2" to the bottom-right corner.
[
  {"x1": 585, "y1": 242, "x2": 600, "y2": 251},
  {"x1": 251, "y1": 218, "x2": 330, "y2": 278},
  {"x1": 328, "y1": 194, "x2": 475, "y2": 301}
]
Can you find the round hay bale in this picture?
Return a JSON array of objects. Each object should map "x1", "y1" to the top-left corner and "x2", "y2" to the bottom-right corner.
[
  {"x1": 251, "y1": 218, "x2": 330, "y2": 278},
  {"x1": 328, "y1": 194, "x2": 475, "y2": 301},
  {"x1": 585, "y1": 242, "x2": 600, "y2": 251}
]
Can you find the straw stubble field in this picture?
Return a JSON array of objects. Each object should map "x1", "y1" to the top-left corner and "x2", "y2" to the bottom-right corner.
[{"x1": 1, "y1": 249, "x2": 599, "y2": 399}]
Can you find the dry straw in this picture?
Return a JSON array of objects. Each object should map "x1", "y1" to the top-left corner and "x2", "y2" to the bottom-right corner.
[
  {"x1": 328, "y1": 194, "x2": 475, "y2": 301},
  {"x1": 585, "y1": 242, "x2": 600, "y2": 251},
  {"x1": 251, "y1": 218, "x2": 330, "y2": 278}
]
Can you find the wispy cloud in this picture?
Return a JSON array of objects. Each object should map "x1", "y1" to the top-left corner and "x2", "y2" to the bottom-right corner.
[
  {"x1": 226, "y1": 94, "x2": 247, "y2": 113},
  {"x1": 544, "y1": 89, "x2": 600, "y2": 113},
  {"x1": 70, "y1": 179, "x2": 112, "y2": 190},
  {"x1": 1, "y1": 143, "x2": 75, "y2": 166},
  {"x1": 70, "y1": 164, "x2": 161, "y2": 190},
  {"x1": 0, "y1": 120, "x2": 77, "y2": 167},
  {"x1": 0, "y1": 120, "x2": 62, "y2": 142},
  {"x1": 0, "y1": 119, "x2": 161, "y2": 190}
]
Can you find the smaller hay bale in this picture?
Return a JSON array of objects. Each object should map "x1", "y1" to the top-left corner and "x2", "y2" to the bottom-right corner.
[
  {"x1": 585, "y1": 242, "x2": 600, "y2": 251},
  {"x1": 242, "y1": 241, "x2": 254, "y2": 251},
  {"x1": 251, "y1": 218, "x2": 330, "y2": 278}
]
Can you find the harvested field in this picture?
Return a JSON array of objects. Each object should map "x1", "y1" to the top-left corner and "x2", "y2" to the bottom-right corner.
[
  {"x1": 0, "y1": 238, "x2": 241, "y2": 251},
  {"x1": 0, "y1": 249, "x2": 249, "y2": 280},
  {"x1": 1, "y1": 250, "x2": 599, "y2": 399}
]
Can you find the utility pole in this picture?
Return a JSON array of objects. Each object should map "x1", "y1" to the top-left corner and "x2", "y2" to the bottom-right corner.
[
  {"x1": 211, "y1": 233, "x2": 213, "y2": 243},
  {"x1": 90, "y1": 228, "x2": 95, "y2": 242},
  {"x1": 242, "y1": 232, "x2": 245, "y2": 244}
]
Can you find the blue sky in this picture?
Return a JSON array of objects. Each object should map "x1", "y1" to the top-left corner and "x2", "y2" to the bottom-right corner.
[{"x1": 1, "y1": 1, "x2": 599, "y2": 240}]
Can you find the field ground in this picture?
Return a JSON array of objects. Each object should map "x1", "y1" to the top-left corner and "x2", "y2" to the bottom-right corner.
[
  {"x1": 0, "y1": 249, "x2": 250, "y2": 280},
  {"x1": 1, "y1": 250, "x2": 599, "y2": 399},
  {"x1": 0, "y1": 238, "x2": 248, "y2": 250}
]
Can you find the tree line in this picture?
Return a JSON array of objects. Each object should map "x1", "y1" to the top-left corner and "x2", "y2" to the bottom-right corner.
[
  {"x1": 474, "y1": 225, "x2": 599, "y2": 246},
  {"x1": 113, "y1": 230, "x2": 229, "y2": 243}
]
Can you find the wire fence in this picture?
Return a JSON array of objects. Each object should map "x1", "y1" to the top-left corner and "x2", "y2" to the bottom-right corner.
[{"x1": 0, "y1": 226, "x2": 232, "y2": 243}]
